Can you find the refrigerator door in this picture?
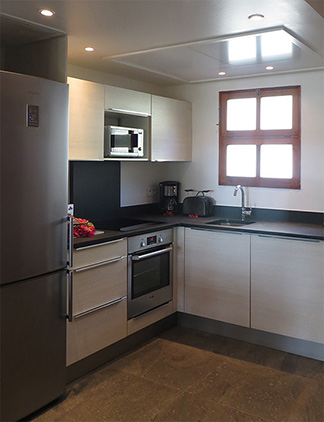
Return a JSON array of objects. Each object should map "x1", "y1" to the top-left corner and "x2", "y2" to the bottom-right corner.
[
  {"x1": 0, "y1": 71, "x2": 68, "y2": 285},
  {"x1": 0, "y1": 270, "x2": 67, "y2": 421}
]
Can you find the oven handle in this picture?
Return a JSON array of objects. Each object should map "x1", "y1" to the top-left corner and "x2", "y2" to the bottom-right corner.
[{"x1": 131, "y1": 246, "x2": 173, "y2": 261}]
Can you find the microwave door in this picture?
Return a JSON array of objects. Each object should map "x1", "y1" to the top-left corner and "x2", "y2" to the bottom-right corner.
[{"x1": 105, "y1": 126, "x2": 144, "y2": 158}]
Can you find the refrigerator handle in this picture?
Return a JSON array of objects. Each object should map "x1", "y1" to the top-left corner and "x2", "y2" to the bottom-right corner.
[
  {"x1": 67, "y1": 270, "x2": 73, "y2": 322},
  {"x1": 68, "y1": 214, "x2": 73, "y2": 267}
]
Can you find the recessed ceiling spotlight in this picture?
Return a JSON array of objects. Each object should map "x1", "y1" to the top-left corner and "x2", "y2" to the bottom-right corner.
[
  {"x1": 266, "y1": 65, "x2": 274, "y2": 70},
  {"x1": 248, "y1": 13, "x2": 264, "y2": 20},
  {"x1": 84, "y1": 47, "x2": 95, "y2": 52},
  {"x1": 39, "y1": 9, "x2": 55, "y2": 17},
  {"x1": 218, "y1": 71, "x2": 226, "y2": 76}
]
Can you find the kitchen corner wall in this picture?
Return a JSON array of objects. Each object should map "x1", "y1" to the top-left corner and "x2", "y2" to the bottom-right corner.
[
  {"x1": 163, "y1": 69, "x2": 324, "y2": 213},
  {"x1": 68, "y1": 65, "x2": 324, "y2": 213}
]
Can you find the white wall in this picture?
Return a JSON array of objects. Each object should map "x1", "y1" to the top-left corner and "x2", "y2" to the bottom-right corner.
[{"x1": 163, "y1": 70, "x2": 324, "y2": 212}]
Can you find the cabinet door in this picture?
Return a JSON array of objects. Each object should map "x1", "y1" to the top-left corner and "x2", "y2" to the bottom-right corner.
[
  {"x1": 151, "y1": 95, "x2": 192, "y2": 162},
  {"x1": 68, "y1": 77, "x2": 104, "y2": 160},
  {"x1": 251, "y1": 235, "x2": 324, "y2": 344},
  {"x1": 184, "y1": 228, "x2": 250, "y2": 327},
  {"x1": 104, "y1": 85, "x2": 151, "y2": 115}
]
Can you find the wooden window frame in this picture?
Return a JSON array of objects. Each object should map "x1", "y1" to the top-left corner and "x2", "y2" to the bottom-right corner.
[{"x1": 219, "y1": 86, "x2": 301, "y2": 189}]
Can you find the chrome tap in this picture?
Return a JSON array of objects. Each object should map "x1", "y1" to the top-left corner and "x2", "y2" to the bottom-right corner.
[{"x1": 233, "y1": 185, "x2": 252, "y2": 221}]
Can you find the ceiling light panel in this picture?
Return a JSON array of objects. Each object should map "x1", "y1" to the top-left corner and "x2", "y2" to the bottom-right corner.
[{"x1": 109, "y1": 28, "x2": 324, "y2": 83}]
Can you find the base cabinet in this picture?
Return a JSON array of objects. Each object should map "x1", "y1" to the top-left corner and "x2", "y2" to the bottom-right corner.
[
  {"x1": 251, "y1": 235, "x2": 324, "y2": 344},
  {"x1": 67, "y1": 239, "x2": 127, "y2": 366},
  {"x1": 184, "y1": 228, "x2": 250, "y2": 327}
]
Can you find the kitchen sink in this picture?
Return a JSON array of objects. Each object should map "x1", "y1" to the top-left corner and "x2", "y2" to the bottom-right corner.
[{"x1": 207, "y1": 219, "x2": 255, "y2": 227}]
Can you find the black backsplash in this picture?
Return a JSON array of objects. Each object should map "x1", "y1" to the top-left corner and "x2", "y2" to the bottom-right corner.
[
  {"x1": 69, "y1": 161, "x2": 323, "y2": 227},
  {"x1": 69, "y1": 161, "x2": 120, "y2": 225}
]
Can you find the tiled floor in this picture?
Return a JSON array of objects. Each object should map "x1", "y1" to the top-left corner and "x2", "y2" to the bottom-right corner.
[{"x1": 32, "y1": 326, "x2": 323, "y2": 422}]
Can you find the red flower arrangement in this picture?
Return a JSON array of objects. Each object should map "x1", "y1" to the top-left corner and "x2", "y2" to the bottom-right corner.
[{"x1": 73, "y1": 217, "x2": 95, "y2": 237}]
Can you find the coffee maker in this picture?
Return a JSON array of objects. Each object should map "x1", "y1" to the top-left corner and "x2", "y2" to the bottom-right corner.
[{"x1": 159, "y1": 181, "x2": 180, "y2": 214}]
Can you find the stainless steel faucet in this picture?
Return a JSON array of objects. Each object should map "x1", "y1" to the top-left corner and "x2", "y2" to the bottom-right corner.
[{"x1": 233, "y1": 185, "x2": 252, "y2": 221}]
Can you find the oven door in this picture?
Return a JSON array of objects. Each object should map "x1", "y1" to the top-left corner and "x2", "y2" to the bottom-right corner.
[{"x1": 127, "y1": 245, "x2": 173, "y2": 319}]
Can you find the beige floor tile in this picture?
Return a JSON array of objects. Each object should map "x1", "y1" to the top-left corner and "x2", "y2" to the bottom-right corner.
[
  {"x1": 153, "y1": 390, "x2": 270, "y2": 422},
  {"x1": 34, "y1": 370, "x2": 182, "y2": 422}
]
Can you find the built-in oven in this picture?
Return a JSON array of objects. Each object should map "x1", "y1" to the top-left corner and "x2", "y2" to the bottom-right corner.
[{"x1": 127, "y1": 229, "x2": 173, "y2": 319}]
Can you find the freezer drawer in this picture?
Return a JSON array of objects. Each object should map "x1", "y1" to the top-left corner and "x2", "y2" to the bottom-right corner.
[{"x1": 0, "y1": 271, "x2": 66, "y2": 422}]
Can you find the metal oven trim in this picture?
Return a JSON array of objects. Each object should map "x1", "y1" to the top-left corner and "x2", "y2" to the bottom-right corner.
[{"x1": 127, "y1": 240, "x2": 173, "y2": 320}]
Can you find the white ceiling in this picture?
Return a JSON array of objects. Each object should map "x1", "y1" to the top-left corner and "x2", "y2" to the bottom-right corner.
[{"x1": 1, "y1": 0, "x2": 323, "y2": 85}]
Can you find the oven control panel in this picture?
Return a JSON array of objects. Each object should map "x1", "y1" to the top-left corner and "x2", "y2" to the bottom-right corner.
[
  {"x1": 128, "y1": 229, "x2": 173, "y2": 253},
  {"x1": 147, "y1": 235, "x2": 157, "y2": 246}
]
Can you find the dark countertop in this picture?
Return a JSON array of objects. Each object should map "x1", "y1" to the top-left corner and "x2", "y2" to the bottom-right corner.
[{"x1": 73, "y1": 213, "x2": 324, "y2": 248}]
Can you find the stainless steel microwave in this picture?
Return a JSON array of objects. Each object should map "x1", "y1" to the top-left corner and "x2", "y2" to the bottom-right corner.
[{"x1": 104, "y1": 125, "x2": 144, "y2": 158}]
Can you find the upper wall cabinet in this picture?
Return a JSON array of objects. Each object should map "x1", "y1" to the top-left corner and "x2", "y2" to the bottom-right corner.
[
  {"x1": 68, "y1": 77, "x2": 105, "y2": 160},
  {"x1": 104, "y1": 85, "x2": 151, "y2": 116},
  {"x1": 151, "y1": 95, "x2": 192, "y2": 162}
]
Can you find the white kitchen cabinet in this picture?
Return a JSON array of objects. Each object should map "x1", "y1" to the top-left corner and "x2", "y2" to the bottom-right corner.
[
  {"x1": 67, "y1": 238, "x2": 127, "y2": 366},
  {"x1": 104, "y1": 85, "x2": 151, "y2": 115},
  {"x1": 251, "y1": 235, "x2": 324, "y2": 344},
  {"x1": 151, "y1": 95, "x2": 192, "y2": 161},
  {"x1": 68, "y1": 77, "x2": 104, "y2": 160},
  {"x1": 184, "y1": 228, "x2": 250, "y2": 327}
]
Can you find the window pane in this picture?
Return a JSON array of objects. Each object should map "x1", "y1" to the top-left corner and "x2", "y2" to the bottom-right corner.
[
  {"x1": 227, "y1": 98, "x2": 256, "y2": 130},
  {"x1": 260, "y1": 95, "x2": 293, "y2": 130},
  {"x1": 260, "y1": 144, "x2": 293, "y2": 178},
  {"x1": 226, "y1": 145, "x2": 256, "y2": 177}
]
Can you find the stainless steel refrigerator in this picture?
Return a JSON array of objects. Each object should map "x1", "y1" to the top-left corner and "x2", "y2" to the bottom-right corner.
[{"x1": 0, "y1": 71, "x2": 68, "y2": 421}]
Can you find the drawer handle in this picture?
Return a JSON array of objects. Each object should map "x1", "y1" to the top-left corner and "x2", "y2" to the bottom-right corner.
[
  {"x1": 258, "y1": 234, "x2": 321, "y2": 243},
  {"x1": 74, "y1": 255, "x2": 126, "y2": 272},
  {"x1": 73, "y1": 296, "x2": 127, "y2": 319},
  {"x1": 76, "y1": 237, "x2": 126, "y2": 251}
]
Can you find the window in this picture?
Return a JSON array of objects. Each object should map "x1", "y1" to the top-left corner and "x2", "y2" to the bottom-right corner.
[{"x1": 219, "y1": 86, "x2": 301, "y2": 189}]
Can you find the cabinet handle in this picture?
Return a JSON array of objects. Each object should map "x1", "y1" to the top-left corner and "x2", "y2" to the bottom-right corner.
[
  {"x1": 258, "y1": 234, "x2": 321, "y2": 243},
  {"x1": 191, "y1": 227, "x2": 243, "y2": 235},
  {"x1": 67, "y1": 270, "x2": 73, "y2": 322},
  {"x1": 107, "y1": 107, "x2": 150, "y2": 117},
  {"x1": 68, "y1": 215, "x2": 74, "y2": 267},
  {"x1": 74, "y1": 255, "x2": 126, "y2": 273},
  {"x1": 76, "y1": 237, "x2": 125, "y2": 251},
  {"x1": 73, "y1": 296, "x2": 127, "y2": 319}
]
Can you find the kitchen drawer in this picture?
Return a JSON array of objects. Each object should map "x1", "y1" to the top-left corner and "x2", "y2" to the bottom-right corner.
[
  {"x1": 73, "y1": 238, "x2": 126, "y2": 268},
  {"x1": 72, "y1": 255, "x2": 127, "y2": 316},
  {"x1": 127, "y1": 301, "x2": 173, "y2": 335},
  {"x1": 67, "y1": 297, "x2": 127, "y2": 366}
]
